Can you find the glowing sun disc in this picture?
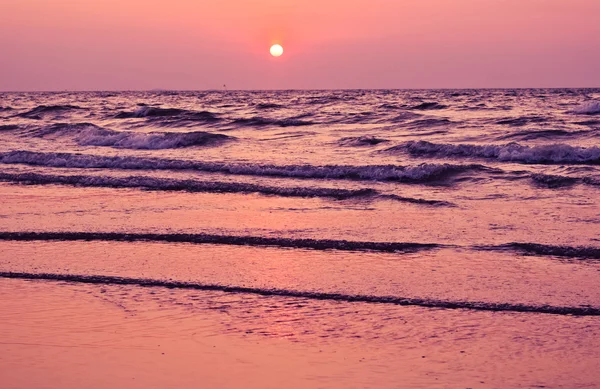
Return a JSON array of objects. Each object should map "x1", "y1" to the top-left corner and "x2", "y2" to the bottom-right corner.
[{"x1": 270, "y1": 44, "x2": 284, "y2": 57}]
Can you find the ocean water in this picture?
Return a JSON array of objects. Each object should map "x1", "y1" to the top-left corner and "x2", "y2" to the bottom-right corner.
[{"x1": 1, "y1": 89, "x2": 600, "y2": 387}]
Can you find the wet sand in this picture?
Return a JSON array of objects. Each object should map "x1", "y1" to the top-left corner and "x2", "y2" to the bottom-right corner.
[{"x1": 1, "y1": 278, "x2": 599, "y2": 389}]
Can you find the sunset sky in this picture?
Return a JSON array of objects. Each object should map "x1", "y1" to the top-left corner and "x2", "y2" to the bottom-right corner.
[{"x1": 1, "y1": 0, "x2": 599, "y2": 91}]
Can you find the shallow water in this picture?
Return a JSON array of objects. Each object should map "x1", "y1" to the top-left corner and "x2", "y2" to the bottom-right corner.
[{"x1": 1, "y1": 89, "x2": 600, "y2": 387}]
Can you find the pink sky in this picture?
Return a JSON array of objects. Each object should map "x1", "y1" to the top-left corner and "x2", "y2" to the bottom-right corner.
[{"x1": 1, "y1": 0, "x2": 599, "y2": 90}]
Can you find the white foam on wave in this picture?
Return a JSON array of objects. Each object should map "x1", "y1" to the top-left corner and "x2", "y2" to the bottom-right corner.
[
  {"x1": 0, "y1": 171, "x2": 377, "y2": 200},
  {"x1": 27, "y1": 123, "x2": 232, "y2": 150},
  {"x1": 572, "y1": 101, "x2": 600, "y2": 115},
  {"x1": 399, "y1": 141, "x2": 600, "y2": 164},
  {"x1": 0, "y1": 151, "x2": 487, "y2": 183},
  {"x1": 76, "y1": 129, "x2": 231, "y2": 150}
]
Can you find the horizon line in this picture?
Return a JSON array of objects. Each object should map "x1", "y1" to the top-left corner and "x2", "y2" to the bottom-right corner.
[{"x1": 2, "y1": 86, "x2": 600, "y2": 93}]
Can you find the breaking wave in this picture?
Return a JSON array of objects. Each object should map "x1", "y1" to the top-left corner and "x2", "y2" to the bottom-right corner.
[
  {"x1": 410, "y1": 102, "x2": 448, "y2": 110},
  {"x1": 1, "y1": 272, "x2": 597, "y2": 316},
  {"x1": 255, "y1": 103, "x2": 283, "y2": 109},
  {"x1": 17, "y1": 105, "x2": 83, "y2": 119},
  {"x1": 396, "y1": 140, "x2": 600, "y2": 164},
  {"x1": 582, "y1": 176, "x2": 600, "y2": 186},
  {"x1": 0, "y1": 232, "x2": 442, "y2": 253},
  {"x1": 231, "y1": 116, "x2": 315, "y2": 127},
  {"x1": 115, "y1": 106, "x2": 221, "y2": 122},
  {"x1": 496, "y1": 116, "x2": 547, "y2": 127},
  {"x1": 530, "y1": 174, "x2": 579, "y2": 188},
  {"x1": 24, "y1": 122, "x2": 105, "y2": 137},
  {"x1": 22, "y1": 123, "x2": 233, "y2": 150},
  {"x1": 488, "y1": 243, "x2": 600, "y2": 260},
  {"x1": 0, "y1": 172, "x2": 386, "y2": 201},
  {"x1": 0, "y1": 124, "x2": 20, "y2": 131},
  {"x1": 77, "y1": 130, "x2": 232, "y2": 149},
  {"x1": 338, "y1": 136, "x2": 389, "y2": 147},
  {"x1": 0, "y1": 150, "x2": 491, "y2": 184},
  {"x1": 497, "y1": 129, "x2": 591, "y2": 141},
  {"x1": 1, "y1": 231, "x2": 597, "y2": 260},
  {"x1": 572, "y1": 101, "x2": 600, "y2": 115},
  {"x1": 405, "y1": 118, "x2": 453, "y2": 129},
  {"x1": 116, "y1": 106, "x2": 185, "y2": 118}
]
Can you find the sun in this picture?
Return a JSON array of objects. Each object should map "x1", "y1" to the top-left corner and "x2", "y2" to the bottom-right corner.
[{"x1": 270, "y1": 44, "x2": 284, "y2": 57}]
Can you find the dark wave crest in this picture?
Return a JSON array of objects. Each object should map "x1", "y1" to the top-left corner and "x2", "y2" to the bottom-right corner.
[
  {"x1": 115, "y1": 106, "x2": 220, "y2": 123},
  {"x1": 338, "y1": 136, "x2": 389, "y2": 147},
  {"x1": 410, "y1": 102, "x2": 448, "y2": 110},
  {"x1": 255, "y1": 103, "x2": 283, "y2": 109},
  {"x1": 1, "y1": 272, "x2": 598, "y2": 316},
  {"x1": 496, "y1": 116, "x2": 548, "y2": 127},
  {"x1": 0, "y1": 150, "x2": 490, "y2": 183},
  {"x1": 0, "y1": 232, "x2": 442, "y2": 253},
  {"x1": 406, "y1": 118, "x2": 453, "y2": 129},
  {"x1": 1, "y1": 231, "x2": 598, "y2": 259},
  {"x1": 24, "y1": 122, "x2": 105, "y2": 137},
  {"x1": 116, "y1": 107, "x2": 186, "y2": 118},
  {"x1": 530, "y1": 174, "x2": 579, "y2": 188},
  {"x1": 491, "y1": 243, "x2": 600, "y2": 260},
  {"x1": 0, "y1": 124, "x2": 20, "y2": 131},
  {"x1": 231, "y1": 116, "x2": 315, "y2": 127},
  {"x1": 19, "y1": 124, "x2": 233, "y2": 150},
  {"x1": 497, "y1": 129, "x2": 592, "y2": 141},
  {"x1": 0, "y1": 172, "x2": 383, "y2": 200},
  {"x1": 77, "y1": 130, "x2": 232, "y2": 149},
  {"x1": 572, "y1": 101, "x2": 600, "y2": 115},
  {"x1": 395, "y1": 140, "x2": 600, "y2": 164},
  {"x1": 582, "y1": 176, "x2": 600, "y2": 186},
  {"x1": 17, "y1": 105, "x2": 83, "y2": 119}
]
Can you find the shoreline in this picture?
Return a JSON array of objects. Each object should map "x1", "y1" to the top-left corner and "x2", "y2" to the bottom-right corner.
[{"x1": 2, "y1": 278, "x2": 599, "y2": 388}]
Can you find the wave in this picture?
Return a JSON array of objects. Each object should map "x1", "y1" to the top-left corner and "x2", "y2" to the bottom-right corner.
[
  {"x1": 0, "y1": 125, "x2": 20, "y2": 131},
  {"x1": 530, "y1": 174, "x2": 579, "y2": 188},
  {"x1": 489, "y1": 243, "x2": 600, "y2": 260},
  {"x1": 255, "y1": 103, "x2": 283, "y2": 109},
  {"x1": 0, "y1": 232, "x2": 442, "y2": 253},
  {"x1": 0, "y1": 171, "x2": 453, "y2": 205},
  {"x1": 17, "y1": 105, "x2": 83, "y2": 119},
  {"x1": 388, "y1": 112, "x2": 424, "y2": 122},
  {"x1": 24, "y1": 122, "x2": 105, "y2": 137},
  {"x1": 338, "y1": 136, "x2": 389, "y2": 147},
  {"x1": 231, "y1": 116, "x2": 315, "y2": 127},
  {"x1": 378, "y1": 103, "x2": 400, "y2": 110},
  {"x1": 1, "y1": 272, "x2": 598, "y2": 316},
  {"x1": 0, "y1": 106, "x2": 13, "y2": 111},
  {"x1": 379, "y1": 195, "x2": 454, "y2": 207},
  {"x1": 572, "y1": 101, "x2": 600, "y2": 115},
  {"x1": 115, "y1": 106, "x2": 220, "y2": 123},
  {"x1": 396, "y1": 141, "x2": 600, "y2": 164},
  {"x1": 304, "y1": 95, "x2": 344, "y2": 105},
  {"x1": 582, "y1": 176, "x2": 600, "y2": 186},
  {"x1": 0, "y1": 150, "x2": 491, "y2": 184},
  {"x1": 410, "y1": 102, "x2": 448, "y2": 110},
  {"x1": 116, "y1": 106, "x2": 186, "y2": 118},
  {"x1": 77, "y1": 130, "x2": 232, "y2": 150},
  {"x1": 1, "y1": 230, "x2": 598, "y2": 260},
  {"x1": 497, "y1": 129, "x2": 591, "y2": 141},
  {"x1": 496, "y1": 116, "x2": 547, "y2": 127},
  {"x1": 22, "y1": 123, "x2": 233, "y2": 150},
  {"x1": 0, "y1": 172, "x2": 389, "y2": 201},
  {"x1": 405, "y1": 118, "x2": 453, "y2": 129}
]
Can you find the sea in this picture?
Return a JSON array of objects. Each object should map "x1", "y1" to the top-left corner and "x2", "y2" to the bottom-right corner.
[{"x1": 1, "y1": 89, "x2": 600, "y2": 387}]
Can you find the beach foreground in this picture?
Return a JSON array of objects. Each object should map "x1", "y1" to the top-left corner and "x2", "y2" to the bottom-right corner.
[{"x1": 1, "y1": 277, "x2": 599, "y2": 389}]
